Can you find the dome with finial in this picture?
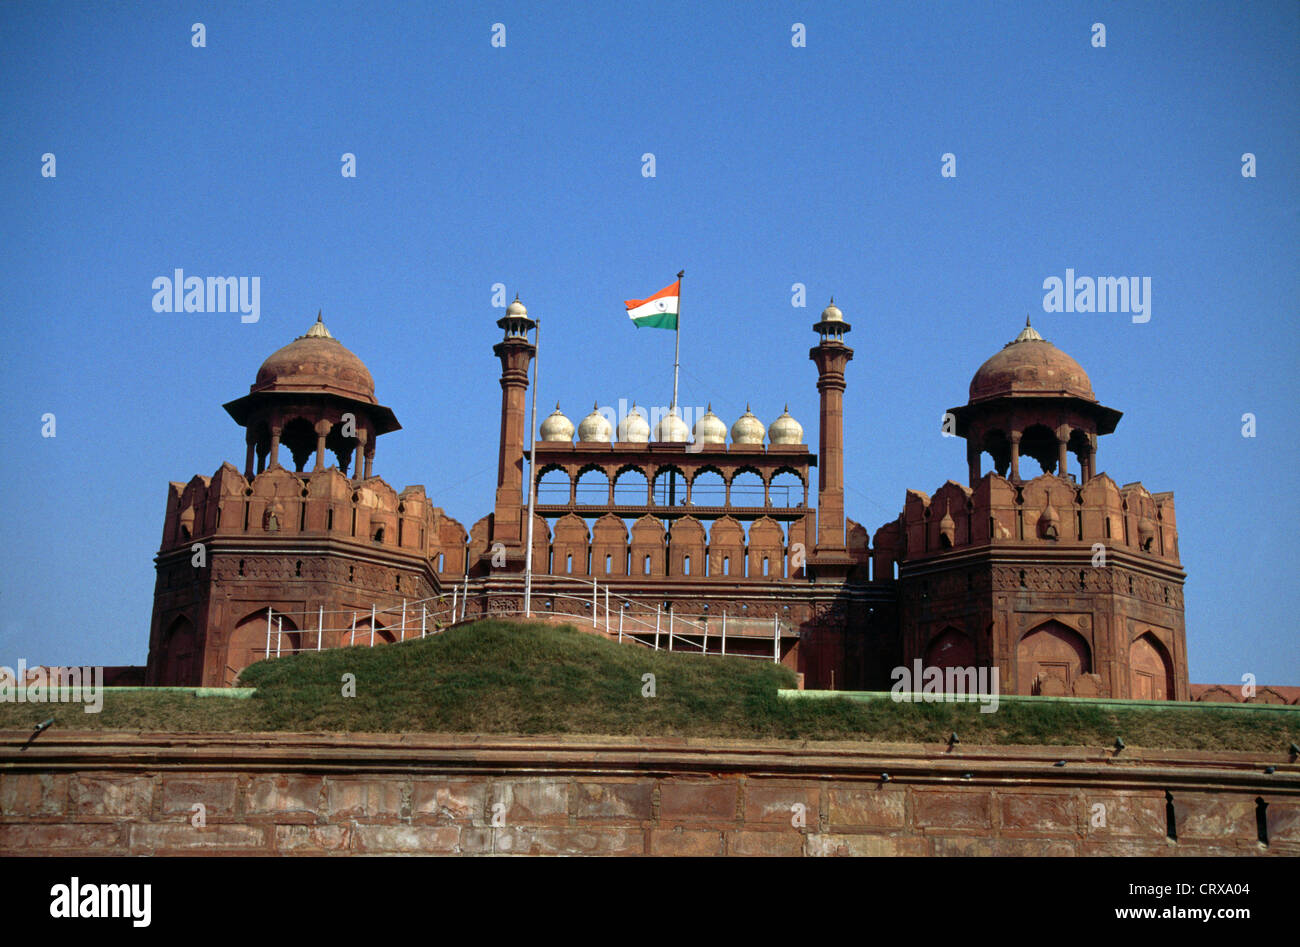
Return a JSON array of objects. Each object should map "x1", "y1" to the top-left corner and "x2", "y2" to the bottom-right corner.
[
  {"x1": 577, "y1": 403, "x2": 612, "y2": 442},
  {"x1": 820, "y1": 298, "x2": 843, "y2": 322},
  {"x1": 617, "y1": 403, "x2": 650, "y2": 443},
  {"x1": 968, "y1": 316, "x2": 1095, "y2": 403},
  {"x1": 251, "y1": 313, "x2": 376, "y2": 404},
  {"x1": 655, "y1": 407, "x2": 690, "y2": 443},
  {"x1": 692, "y1": 405, "x2": 727, "y2": 444},
  {"x1": 768, "y1": 405, "x2": 803, "y2": 445},
  {"x1": 506, "y1": 295, "x2": 527, "y2": 316},
  {"x1": 730, "y1": 404, "x2": 766, "y2": 445},
  {"x1": 539, "y1": 403, "x2": 574, "y2": 442}
]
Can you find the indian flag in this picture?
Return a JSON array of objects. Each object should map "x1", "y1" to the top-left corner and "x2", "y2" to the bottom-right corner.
[{"x1": 624, "y1": 280, "x2": 680, "y2": 330}]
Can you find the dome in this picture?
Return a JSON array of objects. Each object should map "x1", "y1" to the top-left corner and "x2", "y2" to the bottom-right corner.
[
  {"x1": 655, "y1": 408, "x2": 690, "y2": 443},
  {"x1": 539, "y1": 403, "x2": 574, "y2": 442},
  {"x1": 692, "y1": 405, "x2": 727, "y2": 444},
  {"x1": 820, "y1": 298, "x2": 843, "y2": 322},
  {"x1": 617, "y1": 404, "x2": 650, "y2": 443},
  {"x1": 731, "y1": 404, "x2": 766, "y2": 445},
  {"x1": 768, "y1": 405, "x2": 804, "y2": 445},
  {"x1": 968, "y1": 318, "x2": 1095, "y2": 403},
  {"x1": 577, "y1": 403, "x2": 612, "y2": 442},
  {"x1": 506, "y1": 296, "x2": 527, "y2": 316},
  {"x1": 251, "y1": 314, "x2": 376, "y2": 404}
]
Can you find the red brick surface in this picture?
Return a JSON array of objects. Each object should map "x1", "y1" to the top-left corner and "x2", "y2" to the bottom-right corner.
[{"x1": 1, "y1": 731, "x2": 1294, "y2": 856}]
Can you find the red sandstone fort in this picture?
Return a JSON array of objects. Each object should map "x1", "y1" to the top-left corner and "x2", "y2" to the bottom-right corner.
[{"x1": 140, "y1": 299, "x2": 1289, "y2": 705}]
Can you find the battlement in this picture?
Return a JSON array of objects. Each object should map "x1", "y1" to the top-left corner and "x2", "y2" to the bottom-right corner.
[
  {"x1": 157, "y1": 463, "x2": 468, "y2": 569},
  {"x1": 874, "y1": 471, "x2": 1180, "y2": 568}
]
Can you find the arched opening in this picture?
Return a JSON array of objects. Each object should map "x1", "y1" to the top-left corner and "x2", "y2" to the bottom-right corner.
[
  {"x1": 924, "y1": 627, "x2": 976, "y2": 670},
  {"x1": 575, "y1": 466, "x2": 610, "y2": 505},
  {"x1": 1019, "y1": 424, "x2": 1059, "y2": 476},
  {"x1": 613, "y1": 466, "x2": 648, "y2": 506},
  {"x1": 228, "y1": 608, "x2": 302, "y2": 680},
  {"x1": 689, "y1": 467, "x2": 726, "y2": 507},
  {"x1": 653, "y1": 466, "x2": 687, "y2": 506},
  {"x1": 537, "y1": 466, "x2": 572, "y2": 504},
  {"x1": 729, "y1": 469, "x2": 765, "y2": 507},
  {"x1": 159, "y1": 615, "x2": 198, "y2": 685},
  {"x1": 769, "y1": 469, "x2": 805, "y2": 508},
  {"x1": 1129, "y1": 632, "x2": 1174, "y2": 700},
  {"x1": 1016, "y1": 620, "x2": 1091, "y2": 695},
  {"x1": 979, "y1": 429, "x2": 1010, "y2": 478},
  {"x1": 324, "y1": 424, "x2": 358, "y2": 475},
  {"x1": 349, "y1": 615, "x2": 396, "y2": 647},
  {"x1": 280, "y1": 416, "x2": 317, "y2": 471}
]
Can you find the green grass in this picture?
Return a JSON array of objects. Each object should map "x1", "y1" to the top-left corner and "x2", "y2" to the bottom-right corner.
[{"x1": 1, "y1": 620, "x2": 1295, "y2": 751}]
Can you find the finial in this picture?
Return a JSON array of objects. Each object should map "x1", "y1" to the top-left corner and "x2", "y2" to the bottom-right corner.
[
  {"x1": 317, "y1": 310, "x2": 322, "y2": 322},
  {"x1": 707, "y1": 402, "x2": 712, "y2": 412},
  {"x1": 829, "y1": 296, "x2": 835, "y2": 306},
  {"x1": 746, "y1": 402, "x2": 752, "y2": 413},
  {"x1": 554, "y1": 401, "x2": 560, "y2": 410},
  {"x1": 784, "y1": 403, "x2": 789, "y2": 412},
  {"x1": 1025, "y1": 313, "x2": 1031, "y2": 327},
  {"x1": 592, "y1": 400, "x2": 598, "y2": 410}
]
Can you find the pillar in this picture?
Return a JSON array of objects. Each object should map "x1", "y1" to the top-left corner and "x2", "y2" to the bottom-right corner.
[
  {"x1": 244, "y1": 437, "x2": 256, "y2": 481},
  {"x1": 1009, "y1": 431, "x2": 1022, "y2": 482},
  {"x1": 967, "y1": 440, "x2": 980, "y2": 486},
  {"x1": 314, "y1": 420, "x2": 330, "y2": 471},
  {"x1": 1057, "y1": 436, "x2": 1069, "y2": 480},
  {"x1": 363, "y1": 446, "x2": 374, "y2": 480},
  {"x1": 268, "y1": 425, "x2": 282, "y2": 469}
]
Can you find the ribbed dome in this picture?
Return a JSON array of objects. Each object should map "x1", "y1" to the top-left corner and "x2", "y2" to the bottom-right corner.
[
  {"x1": 617, "y1": 404, "x2": 650, "y2": 443},
  {"x1": 768, "y1": 405, "x2": 804, "y2": 445},
  {"x1": 692, "y1": 405, "x2": 727, "y2": 444},
  {"x1": 251, "y1": 315, "x2": 376, "y2": 404},
  {"x1": 577, "y1": 403, "x2": 612, "y2": 442},
  {"x1": 969, "y1": 318, "x2": 1095, "y2": 403},
  {"x1": 539, "y1": 404, "x2": 574, "y2": 442},
  {"x1": 655, "y1": 408, "x2": 690, "y2": 443},
  {"x1": 731, "y1": 405, "x2": 766, "y2": 445}
]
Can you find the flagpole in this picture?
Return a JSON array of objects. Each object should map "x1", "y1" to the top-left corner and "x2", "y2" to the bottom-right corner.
[{"x1": 672, "y1": 270, "x2": 683, "y2": 410}]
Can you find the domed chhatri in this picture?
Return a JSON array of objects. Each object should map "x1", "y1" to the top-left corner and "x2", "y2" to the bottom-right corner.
[
  {"x1": 655, "y1": 407, "x2": 690, "y2": 443},
  {"x1": 968, "y1": 316, "x2": 1095, "y2": 403},
  {"x1": 252, "y1": 313, "x2": 377, "y2": 404},
  {"x1": 768, "y1": 405, "x2": 804, "y2": 445},
  {"x1": 617, "y1": 404, "x2": 650, "y2": 443},
  {"x1": 577, "y1": 402, "x2": 612, "y2": 443},
  {"x1": 539, "y1": 403, "x2": 574, "y2": 442},
  {"x1": 693, "y1": 404, "x2": 727, "y2": 445},
  {"x1": 731, "y1": 404, "x2": 766, "y2": 445}
]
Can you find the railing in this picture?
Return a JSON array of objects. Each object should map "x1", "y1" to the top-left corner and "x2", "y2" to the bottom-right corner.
[{"x1": 257, "y1": 575, "x2": 791, "y2": 666}]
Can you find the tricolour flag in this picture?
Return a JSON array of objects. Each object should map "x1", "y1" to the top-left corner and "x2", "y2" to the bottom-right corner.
[{"x1": 624, "y1": 280, "x2": 680, "y2": 330}]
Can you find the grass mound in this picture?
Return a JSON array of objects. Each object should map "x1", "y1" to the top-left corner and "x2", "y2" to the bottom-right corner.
[{"x1": 1, "y1": 620, "x2": 1294, "y2": 751}]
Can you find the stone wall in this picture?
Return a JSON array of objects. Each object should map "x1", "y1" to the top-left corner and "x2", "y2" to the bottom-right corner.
[{"x1": 1, "y1": 732, "x2": 1295, "y2": 856}]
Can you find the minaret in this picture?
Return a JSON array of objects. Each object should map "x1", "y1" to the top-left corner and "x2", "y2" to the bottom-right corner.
[
  {"x1": 809, "y1": 298, "x2": 854, "y2": 577},
  {"x1": 489, "y1": 296, "x2": 537, "y2": 567}
]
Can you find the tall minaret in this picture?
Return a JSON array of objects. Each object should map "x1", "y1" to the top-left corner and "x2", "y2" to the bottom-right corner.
[
  {"x1": 489, "y1": 296, "x2": 536, "y2": 567},
  {"x1": 809, "y1": 299, "x2": 854, "y2": 577}
]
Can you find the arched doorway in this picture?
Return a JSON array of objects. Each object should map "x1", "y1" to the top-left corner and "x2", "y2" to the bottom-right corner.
[
  {"x1": 924, "y1": 627, "x2": 976, "y2": 670},
  {"x1": 1129, "y1": 633, "x2": 1174, "y2": 700},
  {"x1": 228, "y1": 608, "x2": 301, "y2": 682},
  {"x1": 1017, "y1": 620, "x2": 1091, "y2": 695},
  {"x1": 159, "y1": 615, "x2": 198, "y2": 685}
]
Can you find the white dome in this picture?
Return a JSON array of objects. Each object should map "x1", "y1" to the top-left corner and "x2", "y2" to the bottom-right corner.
[
  {"x1": 693, "y1": 404, "x2": 727, "y2": 444},
  {"x1": 654, "y1": 408, "x2": 690, "y2": 443},
  {"x1": 506, "y1": 296, "x2": 527, "y2": 316},
  {"x1": 539, "y1": 404, "x2": 574, "y2": 442},
  {"x1": 617, "y1": 404, "x2": 650, "y2": 443},
  {"x1": 730, "y1": 404, "x2": 766, "y2": 445},
  {"x1": 577, "y1": 403, "x2": 612, "y2": 442},
  {"x1": 768, "y1": 405, "x2": 803, "y2": 445},
  {"x1": 820, "y1": 298, "x2": 843, "y2": 322}
]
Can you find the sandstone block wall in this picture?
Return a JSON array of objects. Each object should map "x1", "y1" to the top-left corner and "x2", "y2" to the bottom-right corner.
[{"x1": 1, "y1": 733, "x2": 1294, "y2": 856}]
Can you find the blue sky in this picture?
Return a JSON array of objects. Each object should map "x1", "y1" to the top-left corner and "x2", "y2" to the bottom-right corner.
[{"x1": 0, "y1": 1, "x2": 1296, "y2": 685}]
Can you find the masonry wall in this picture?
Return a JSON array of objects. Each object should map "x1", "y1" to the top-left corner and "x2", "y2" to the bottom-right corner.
[{"x1": 1, "y1": 733, "x2": 1295, "y2": 856}]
